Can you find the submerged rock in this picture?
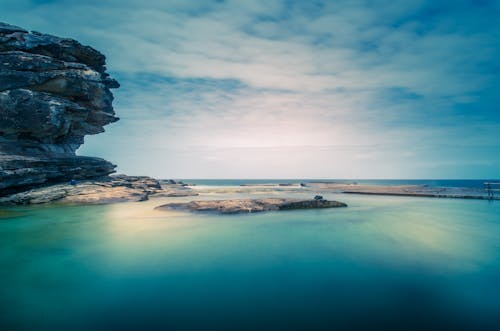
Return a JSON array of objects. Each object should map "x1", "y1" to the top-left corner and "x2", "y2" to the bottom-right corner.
[
  {"x1": 155, "y1": 198, "x2": 347, "y2": 214},
  {"x1": 0, "y1": 22, "x2": 119, "y2": 195}
]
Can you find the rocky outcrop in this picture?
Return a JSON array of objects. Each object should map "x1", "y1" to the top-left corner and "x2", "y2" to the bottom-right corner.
[
  {"x1": 156, "y1": 197, "x2": 348, "y2": 214},
  {"x1": 0, "y1": 154, "x2": 116, "y2": 196},
  {"x1": 0, "y1": 175, "x2": 160, "y2": 205},
  {"x1": 0, "y1": 22, "x2": 119, "y2": 195},
  {"x1": 0, "y1": 175, "x2": 200, "y2": 205}
]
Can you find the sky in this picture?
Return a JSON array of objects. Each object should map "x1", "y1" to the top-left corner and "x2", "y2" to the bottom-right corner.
[{"x1": 1, "y1": 0, "x2": 500, "y2": 178}]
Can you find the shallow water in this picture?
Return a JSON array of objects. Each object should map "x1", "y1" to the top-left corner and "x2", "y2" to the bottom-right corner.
[{"x1": 1, "y1": 192, "x2": 500, "y2": 330}]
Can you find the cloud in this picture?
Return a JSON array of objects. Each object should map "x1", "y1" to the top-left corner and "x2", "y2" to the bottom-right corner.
[{"x1": 1, "y1": 0, "x2": 499, "y2": 178}]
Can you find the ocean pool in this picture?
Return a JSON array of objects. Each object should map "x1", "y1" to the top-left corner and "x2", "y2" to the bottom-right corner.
[{"x1": 1, "y1": 193, "x2": 499, "y2": 330}]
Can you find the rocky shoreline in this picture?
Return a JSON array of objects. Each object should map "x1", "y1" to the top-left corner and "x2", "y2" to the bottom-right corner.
[
  {"x1": 0, "y1": 22, "x2": 193, "y2": 205},
  {"x1": 1, "y1": 22, "x2": 496, "y2": 207},
  {"x1": 0, "y1": 175, "x2": 198, "y2": 205}
]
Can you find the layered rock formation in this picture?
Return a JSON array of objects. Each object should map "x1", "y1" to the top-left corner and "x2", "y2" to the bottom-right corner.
[
  {"x1": 0, "y1": 22, "x2": 119, "y2": 195},
  {"x1": 0, "y1": 175, "x2": 199, "y2": 205},
  {"x1": 0, "y1": 175, "x2": 159, "y2": 205}
]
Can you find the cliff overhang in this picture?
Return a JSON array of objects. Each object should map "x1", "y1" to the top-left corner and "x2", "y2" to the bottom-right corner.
[{"x1": 0, "y1": 22, "x2": 119, "y2": 195}]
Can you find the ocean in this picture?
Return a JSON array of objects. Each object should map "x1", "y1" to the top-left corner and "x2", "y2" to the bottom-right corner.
[
  {"x1": 183, "y1": 179, "x2": 497, "y2": 189},
  {"x1": 1, "y1": 186, "x2": 500, "y2": 330}
]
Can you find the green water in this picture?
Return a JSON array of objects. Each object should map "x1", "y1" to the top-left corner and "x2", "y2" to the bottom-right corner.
[{"x1": 1, "y1": 193, "x2": 499, "y2": 330}]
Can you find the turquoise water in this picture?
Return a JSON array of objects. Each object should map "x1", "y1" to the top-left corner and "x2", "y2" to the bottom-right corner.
[{"x1": 1, "y1": 193, "x2": 500, "y2": 330}]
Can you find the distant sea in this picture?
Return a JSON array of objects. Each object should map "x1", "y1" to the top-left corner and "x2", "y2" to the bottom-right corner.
[{"x1": 182, "y1": 179, "x2": 498, "y2": 189}]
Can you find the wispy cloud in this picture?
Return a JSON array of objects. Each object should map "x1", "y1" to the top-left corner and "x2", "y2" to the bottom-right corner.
[{"x1": 2, "y1": 0, "x2": 499, "y2": 178}]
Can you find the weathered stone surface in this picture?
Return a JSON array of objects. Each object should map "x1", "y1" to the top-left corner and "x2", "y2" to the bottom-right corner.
[
  {"x1": 156, "y1": 197, "x2": 348, "y2": 214},
  {"x1": 0, "y1": 25, "x2": 106, "y2": 72},
  {"x1": 0, "y1": 22, "x2": 120, "y2": 196},
  {"x1": 0, "y1": 174, "x2": 200, "y2": 205},
  {"x1": 0, "y1": 154, "x2": 116, "y2": 195},
  {"x1": 0, "y1": 175, "x2": 166, "y2": 205}
]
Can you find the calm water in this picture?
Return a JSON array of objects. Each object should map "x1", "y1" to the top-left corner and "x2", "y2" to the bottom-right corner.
[{"x1": 1, "y1": 192, "x2": 500, "y2": 330}]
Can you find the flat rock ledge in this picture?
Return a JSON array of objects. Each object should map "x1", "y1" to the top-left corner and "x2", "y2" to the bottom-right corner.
[
  {"x1": 155, "y1": 198, "x2": 348, "y2": 214},
  {"x1": 306, "y1": 183, "x2": 499, "y2": 200},
  {"x1": 0, "y1": 175, "x2": 198, "y2": 205}
]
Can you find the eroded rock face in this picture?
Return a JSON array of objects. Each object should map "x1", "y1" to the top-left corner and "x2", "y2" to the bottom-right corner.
[{"x1": 0, "y1": 22, "x2": 119, "y2": 195}]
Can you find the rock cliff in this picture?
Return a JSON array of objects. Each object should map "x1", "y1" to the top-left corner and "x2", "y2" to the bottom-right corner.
[{"x1": 0, "y1": 22, "x2": 119, "y2": 195}]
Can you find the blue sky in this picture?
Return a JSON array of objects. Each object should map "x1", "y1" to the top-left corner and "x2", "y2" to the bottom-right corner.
[{"x1": 2, "y1": 0, "x2": 499, "y2": 178}]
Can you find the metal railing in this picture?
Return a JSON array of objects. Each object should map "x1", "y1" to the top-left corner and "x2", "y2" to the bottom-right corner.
[{"x1": 484, "y1": 182, "x2": 500, "y2": 200}]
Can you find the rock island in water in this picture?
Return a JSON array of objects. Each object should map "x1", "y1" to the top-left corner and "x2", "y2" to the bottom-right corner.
[{"x1": 156, "y1": 197, "x2": 347, "y2": 214}]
